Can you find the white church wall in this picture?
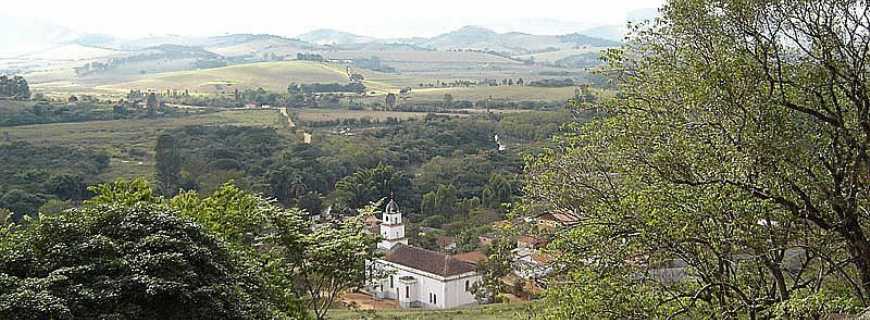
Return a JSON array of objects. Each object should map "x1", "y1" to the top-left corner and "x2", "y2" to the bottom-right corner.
[
  {"x1": 376, "y1": 260, "x2": 484, "y2": 309},
  {"x1": 379, "y1": 262, "x2": 447, "y2": 308},
  {"x1": 443, "y1": 274, "x2": 482, "y2": 308}
]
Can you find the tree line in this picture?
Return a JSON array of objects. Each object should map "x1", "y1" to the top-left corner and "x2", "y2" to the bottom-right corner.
[{"x1": 0, "y1": 75, "x2": 30, "y2": 100}]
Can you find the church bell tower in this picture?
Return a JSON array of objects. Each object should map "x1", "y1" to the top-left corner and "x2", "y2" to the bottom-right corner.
[{"x1": 378, "y1": 199, "x2": 408, "y2": 250}]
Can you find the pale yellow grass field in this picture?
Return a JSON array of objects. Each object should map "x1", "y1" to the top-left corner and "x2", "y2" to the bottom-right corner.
[
  {"x1": 293, "y1": 108, "x2": 462, "y2": 123},
  {"x1": 411, "y1": 86, "x2": 577, "y2": 102},
  {"x1": 514, "y1": 47, "x2": 611, "y2": 63}
]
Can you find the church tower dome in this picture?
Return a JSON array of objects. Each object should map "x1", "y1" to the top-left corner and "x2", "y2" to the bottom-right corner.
[{"x1": 379, "y1": 199, "x2": 408, "y2": 250}]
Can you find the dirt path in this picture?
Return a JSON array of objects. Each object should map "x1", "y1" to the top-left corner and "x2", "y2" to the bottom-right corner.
[
  {"x1": 339, "y1": 292, "x2": 399, "y2": 310},
  {"x1": 279, "y1": 107, "x2": 296, "y2": 129}
]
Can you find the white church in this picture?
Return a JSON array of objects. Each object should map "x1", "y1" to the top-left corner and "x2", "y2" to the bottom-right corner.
[{"x1": 367, "y1": 200, "x2": 482, "y2": 309}]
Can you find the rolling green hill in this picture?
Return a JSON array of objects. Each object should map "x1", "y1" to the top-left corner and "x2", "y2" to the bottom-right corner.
[{"x1": 100, "y1": 60, "x2": 381, "y2": 93}]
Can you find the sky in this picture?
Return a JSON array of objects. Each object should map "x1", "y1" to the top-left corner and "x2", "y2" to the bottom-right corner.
[{"x1": 2, "y1": 0, "x2": 664, "y2": 38}]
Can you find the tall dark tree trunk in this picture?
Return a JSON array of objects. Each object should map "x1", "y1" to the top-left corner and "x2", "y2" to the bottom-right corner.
[{"x1": 840, "y1": 216, "x2": 870, "y2": 298}]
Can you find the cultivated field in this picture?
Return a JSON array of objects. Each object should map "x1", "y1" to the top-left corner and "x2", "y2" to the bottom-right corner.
[
  {"x1": 410, "y1": 86, "x2": 577, "y2": 102},
  {"x1": 293, "y1": 108, "x2": 462, "y2": 123},
  {"x1": 100, "y1": 61, "x2": 353, "y2": 93}
]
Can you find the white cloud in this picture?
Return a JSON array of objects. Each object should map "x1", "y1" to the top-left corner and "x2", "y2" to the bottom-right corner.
[{"x1": 2, "y1": 0, "x2": 664, "y2": 38}]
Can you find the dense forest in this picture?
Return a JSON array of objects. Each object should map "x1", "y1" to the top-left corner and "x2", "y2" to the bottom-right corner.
[
  {"x1": 149, "y1": 112, "x2": 573, "y2": 252},
  {"x1": 0, "y1": 142, "x2": 109, "y2": 220}
]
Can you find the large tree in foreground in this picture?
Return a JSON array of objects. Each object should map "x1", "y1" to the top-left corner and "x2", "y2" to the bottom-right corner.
[
  {"x1": 77, "y1": 179, "x2": 382, "y2": 320},
  {"x1": 526, "y1": 0, "x2": 870, "y2": 318},
  {"x1": 0, "y1": 204, "x2": 285, "y2": 319}
]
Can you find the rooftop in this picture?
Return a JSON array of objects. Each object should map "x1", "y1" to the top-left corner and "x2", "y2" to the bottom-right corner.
[
  {"x1": 385, "y1": 199, "x2": 400, "y2": 214},
  {"x1": 452, "y1": 251, "x2": 487, "y2": 265},
  {"x1": 383, "y1": 244, "x2": 477, "y2": 277}
]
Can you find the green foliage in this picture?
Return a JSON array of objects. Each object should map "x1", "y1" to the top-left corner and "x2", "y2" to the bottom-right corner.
[
  {"x1": 334, "y1": 163, "x2": 412, "y2": 210},
  {"x1": 532, "y1": 270, "x2": 667, "y2": 320},
  {"x1": 496, "y1": 110, "x2": 577, "y2": 142},
  {"x1": 0, "y1": 141, "x2": 109, "y2": 218},
  {"x1": 0, "y1": 204, "x2": 286, "y2": 319},
  {"x1": 155, "y1": 134, "x2": 183, "y2": 195},
  {"x1": 85, "y1": 178, "x2": 157, "y2": 208},
  {"x1": 0, "y1": 209, "x2": 10, "y2": 227},
  {"x1": 288, "y1": 82, "x2": 366, "y2": 94},
  {"x1": 0, "y1": 75, "x2": 29, "y2": 99},
  {"x1": 0, "y1": 141, "x2": 109, "y2": 192},
  {"x1": 481, "y1": 174, "x2": 517, "y2": 208},
  {"x1": 171, "y1": 183, "x2": 274, "y2": 247},
  {"x1": 37, "y1": 199, "x2": 73, "y2": 215},
  {"x1": 421, "y1": 184, "x2": 459, "y2": 216},
  {"x1": 44, "y1": 174, "x2": 88, "y2": 201},
  {"x1": 472, "y1": 237, "x2": 516, "y2": 303},
  {"x1": 288, "y1": 204, "x2": 383, "y2": 320},
  {"x1": 0, "y1": 190, "x2": 42, "y2": 221},
  {"x1": 525, "y1": 0, "x2": 870, "y2": 318},
  {"x1": 156, "y1": 125, "x2": 288, "y2": 194},
  {"x1": 0, "y1": 100, "x2": 192, "y2": 127},
  {"x1": 771, "y1": 290, "x2": 863, "y2": 320},
  {"x1": 414, "y1": 152, "x2": 522, "y2": 199},
  {"x1": 148, "y1": 113, "x2": 554, "y2": 234}
]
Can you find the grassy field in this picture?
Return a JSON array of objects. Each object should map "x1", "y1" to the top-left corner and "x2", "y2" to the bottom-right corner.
[
  {"x1": 0, "y1": 107, "x2": 482, "y2": 181},
  {"x1": 0, "y1": 109, "x2": 286, "y2": 180},
  {"x1": 325, "y1": 50, "x2": 519, "y2": 64},
  {"x1": 327, "y1": 303, "x2": 533, "y2": 320},
  {"x1": 410, "y1": 86, "x2": 577, "y2": 102},
  {"x1": 95, "y1": 61, "x2": 410, "y2": 94},
  {"x1": 513, "y1": 47, "x2": 610, "y2": 63},
  {"x1": 99, "y1": 61, "x2": 351, "y2": 93},
  {"x1": 22, "y1": 54, "x2": 588, "y2": 102},
  {"x1": 293, "y1": 108, "x2": 463, "y2": 124}
]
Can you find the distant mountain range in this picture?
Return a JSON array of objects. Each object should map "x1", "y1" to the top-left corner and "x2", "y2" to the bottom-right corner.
[
  {"x1": 0, "y1": 15, "x2": 81, "y2": 57},
  {"x1": 395, "y1": 26, "x2": 620, "y2": 54},
  {"x1": 1, "y1": 18, "x2": 625, "y2": 59},
  {"x1": 297, "y1": 29, "x2": 375, "y2": 46}
]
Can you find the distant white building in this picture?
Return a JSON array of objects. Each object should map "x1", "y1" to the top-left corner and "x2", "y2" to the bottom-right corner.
[{"x1": 369, "y1": 200, "x2": 482, "y2": 309}]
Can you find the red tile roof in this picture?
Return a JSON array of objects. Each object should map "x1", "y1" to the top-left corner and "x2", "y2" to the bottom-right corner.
[
  {"x1": 383, "y1": 244, "x2": 477, "y2": 277},
  {"x1": 537, "y1": 210, "x2": 580, "y2": 225},
  {"x1": 452, "y1": 251, "x2": 487, "y2": 265}
]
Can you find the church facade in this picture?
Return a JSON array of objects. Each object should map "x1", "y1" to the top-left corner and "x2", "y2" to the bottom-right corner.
[{"x1": 369, "y1": 200, "x2": 482, "y2": 309}]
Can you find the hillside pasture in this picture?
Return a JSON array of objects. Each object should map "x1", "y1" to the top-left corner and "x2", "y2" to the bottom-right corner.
[
  {"x1": 293, "y1": 108, "x2": 463, "y2": 124},
  {"x1": 409, "y1": 85, "x2": 577, "y2": 102},
  {"x1": 513, "y1": 47, "x2": 609, "y2": 63},
  {"x1": 97, "y1": 60, "x2": 411, "y2": 95},
  {"x1": 324, "y1": 50, "x2": 518, "y2": 64},
  {"x1": 0, "y1": 109, "x2": 286, "y2": 180},
  {"x1": 99, "y1": 61, "x2": 351, "y2": 93}
]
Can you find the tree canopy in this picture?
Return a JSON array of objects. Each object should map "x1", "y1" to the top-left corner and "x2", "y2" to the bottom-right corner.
[
  {"x1": 0, "y1": 204, "x2": 284, "y2": 320},
  {"x1": 0, "y1": 75, "x2": 30, "y2": 100},
  {"x1": 526, "y1": 0, "x2": 870, "y2": 318},
  {"x1": 0, "y1": 178, "x2": 384, "y2": 319}
]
